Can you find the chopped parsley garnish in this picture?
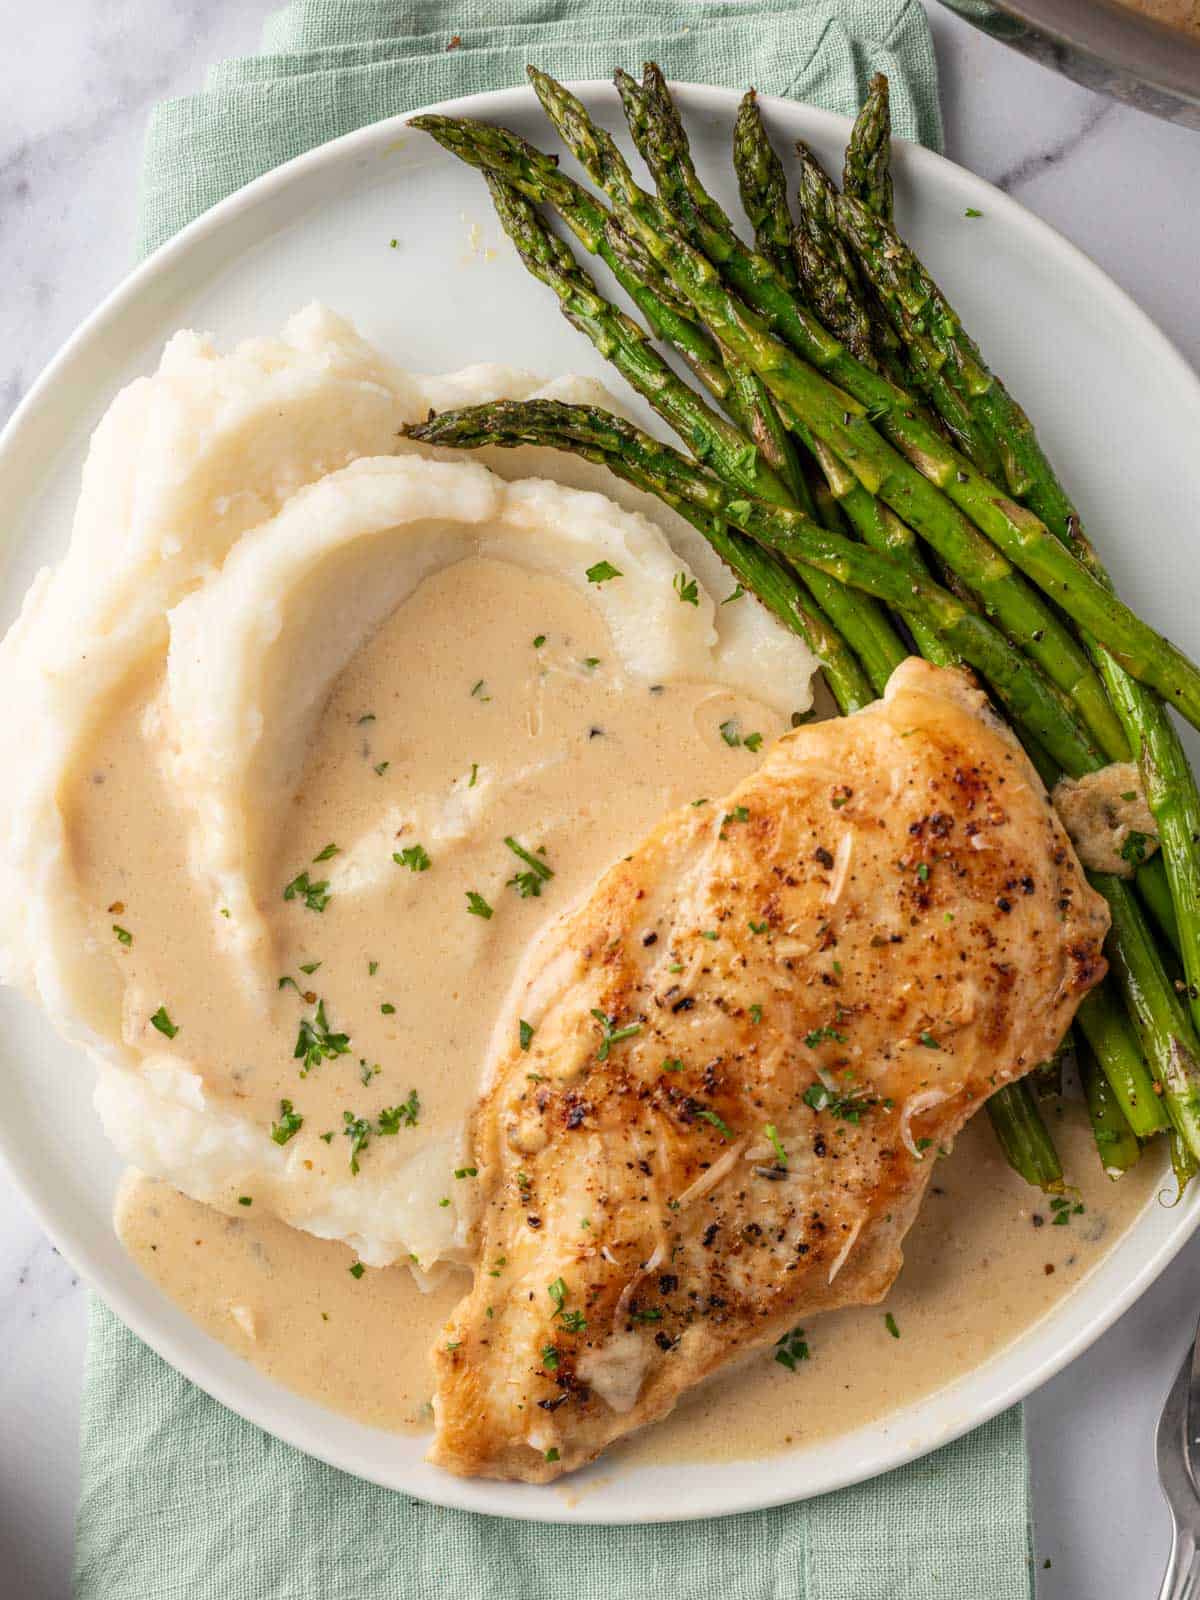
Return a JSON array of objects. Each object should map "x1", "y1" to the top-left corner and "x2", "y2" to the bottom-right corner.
[
  {"x1": 1120, "y1": 830, "x2": 1154, "y2": 868},
  {"x1": 533, "y1": 634, "x2": 546, "y2": 648},
  {"x1": 454, "y1": 1166, "x2": 478, "y2": 1179},
  {"x1": 582, "y1": 657, "x2": 601, "y2": 670},
  {"x1": 585, "y1": 560, "x2": 622, "y2": 584},
  {"x1": 299, "y1": 961, "x2": 321, "y2": 975},
  {"x1": 721, "y1": 584, "x2": 745, "y2": 605},
  {"x1": 320, "y1": 1131, "x2": 334, "y2": 1144},
  {"x1": 804, "y1": 1025, "x2": 848, "y2": 1049},
  {"x1": 749, "y1": 919, "x2": 768, "y2": 935},
  {"x1": 357, "y1": 712, "x2": 375, "y2": 725},
  {"x1": 312, "y1": 842, "x2": 339, "y2": 863},
  {"x1": 964, "y1": 207, "x2": 983, "y2": 218},
  {"x1": 696, "y1": 1107, "x2": 734, "y2": 1139},
  {"x1": 294, "y1": 999, "x2": 351, "y2": 1076},
  {"x1": 546, "y1": 1278, "x2": 585, "y2": 1332},
  {"x1": 918, "y1": 1031, "x2": 941, "y2": 1050},
  {"x1": 378, "y1": 1091, "x2": 420, "y2": 1133},
  {"x1": 466, "y1": 890, "x2": 494, "y2": 919},
  {"x1": 505, "y1": 836, "x2": 554, "y2": 898},
  {"x1": 283, "y1": 870, "x2": 331, "y2": 913},
  {"x1": 380, "y1": 1002, "x2": 395, "y2": 1016},
  {"x1": 719, "y1": 718, "x2": 741, "y2": 748},
  {"x1": 270, "y1": 1099, "x2": 304, "y2": 1145},
  {"x1": 916, "y1": 861, "x2": 930, "y2": 883},
  {"x1": 885, "y1": 1312, "x2": 900, "y2": 1339},
  {"x1": 544, "y1": 1448, "x2": 560, "y2": 1463},
  {"x1": 803, "y1": 1079, "x2": 876, "y2": 1123},
  {"x1": 113, "y1": 924, "x2": 133, "y2": 946},
  {"x1": 360, "y1": 1059, "x2": 379, "y2": 1084},
  {"x1": 673, "y1": 571, "x2": 699, "y2": 606},
  {"x1": 349, "y1": 1262, "x2": 365, "y2": 1279},
  {"x1": 368, "y1": 960, "x2": 379, "y2": 976},
  {"x1": 150, "y1": 1006, "x2": 178, "y2": 1040},
  {"x1": 662, "y1": 1058, "x2": 684, "y2": 1073},
  {"x1": 1049, "y1": 1195, "x2": 1085, "y2": 1226},
  {"x1": 590, "y1": 1009, "x2": 642, "y2": 1060},
  {"x1": 468, "y1": 763, "x2": 479, "y2": 788},
  {"x1": 519, "y1": 1019, "x2": 535, "y2": 1052},
  {"x1": 701, "y1": 929, "x2": 718, "y2": 941},
  {"x1": 343, "y1": 1111, "x2": 372, "y2": 1174},
  {"x1": 631, "y1": 1306, "x2": 663, "y2": 1323},
  {"x1": 764, "y1": 1123, "x2": 788, "y2": 1168},
  {"x1": 393, "y1": 843, "x2": 431, "y2": 873},
  {"x1": 470, "y1": 678, "x2": 488, "y2": 700},
  {"x1": 749, "y1": 1003, "x2": 763, "y2": 1025},
  {"x1": 541, "y1": 1345, "x2": 560, "y2": 1371},
  {"x1": 743, "y1": 732, "x2": 763, "y2": 753},
  {"x1": 775, "y1": 1327, "x2": 811, "y2": 1371},
  {"x1": 237, "y1": 1196, "x2": 252, "y2": 1207},
  {"x1": 374, "y1": 761, "x2": 390, "y2": 776}
]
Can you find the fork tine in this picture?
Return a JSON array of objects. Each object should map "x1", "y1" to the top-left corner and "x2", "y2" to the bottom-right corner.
[{"x1": 1158, "y1": 1342, "x2": 1196, "y2": 1513}]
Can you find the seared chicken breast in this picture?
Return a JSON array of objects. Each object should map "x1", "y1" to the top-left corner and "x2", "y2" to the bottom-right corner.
[{"x1": 431, "y1": 660, "x2": 1109, "y2": 1481}]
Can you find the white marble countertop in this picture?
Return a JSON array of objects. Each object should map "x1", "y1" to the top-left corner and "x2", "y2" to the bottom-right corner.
[{"x1": 3, "y1": 3, "x2": 1199, "y2": 1595}]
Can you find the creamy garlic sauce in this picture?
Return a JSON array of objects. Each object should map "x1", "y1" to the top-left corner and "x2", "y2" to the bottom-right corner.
[
  {"x1": 68, "y1": 556, "x2": 788, "y2": 1214},
  {"x1": 116, "y1": 1098, "x2": 1161, "y2": 1464},
  {"x1": 74, "y1": 551, "x2": 1160, "y2": 1471}
]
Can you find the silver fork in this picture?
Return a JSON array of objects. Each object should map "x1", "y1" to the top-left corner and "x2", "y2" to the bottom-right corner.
[{"x1": 1156, "y1": 1315, "x2": 1200, "y2": 1598}]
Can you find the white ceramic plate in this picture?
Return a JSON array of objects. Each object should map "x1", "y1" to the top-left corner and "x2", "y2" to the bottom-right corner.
[{"x1": 2, "y1": 81, "x2": 1199, "y2": 1525}]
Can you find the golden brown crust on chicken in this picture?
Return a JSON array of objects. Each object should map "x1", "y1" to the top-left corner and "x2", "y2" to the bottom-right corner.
[{"x1": 430, "y1": 660, "x2": 1110, "y2": 1481}]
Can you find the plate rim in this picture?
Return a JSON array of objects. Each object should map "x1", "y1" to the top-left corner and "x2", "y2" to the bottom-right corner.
[{"x1": 3, "y1": 77, "x2": 1200, "y2": 1525}]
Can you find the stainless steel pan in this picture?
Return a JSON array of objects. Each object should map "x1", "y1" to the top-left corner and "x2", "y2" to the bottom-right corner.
[{"x1": 938, "y1": 0, "x2": 1200, "y2": 126}]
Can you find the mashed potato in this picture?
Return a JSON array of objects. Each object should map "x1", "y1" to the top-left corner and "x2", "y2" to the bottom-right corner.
[{"x1": 0, "y1": 305, "x2": 819, "y2": 1274}]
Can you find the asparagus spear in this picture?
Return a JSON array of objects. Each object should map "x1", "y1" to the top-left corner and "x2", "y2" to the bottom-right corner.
[
  {"x1": 727, "y1": 112, "x2": 954, "y2": 671},
  {"x1": 843, "y1": 72, "x2": 893, "y2": 221},
  {"x1": 1092, "y1": 871, "x2": 1200, "y2": 1160},
  {"x1": 529, "y1": 70, "x2": 1196, "y2": 748},
  {"x1": 986, "y1": 1078, "x2": 1064, "y2": 1192},
  {"x1": 1076, "y1": 983, "x2": 1169, "y2": 1139},
  {"x1": 1170, "y1": 1130, "x2": 1199, "y2": 1199},
  {"x1": 795, "y1": 141, "x2": 895, "y2": 373},
  {"x1": 836, "y1": 189, "x2": 1200, "y2": 1037},
  {"x1": 1081, "y1": 1042, "x2": 1141, "y2": 1179},
  {"x1": 798, "y1": 145, "x2": 1004, "y2": 480},
  {"x1": 731, "y1": 89, "x2": 797, "y2": 286}
]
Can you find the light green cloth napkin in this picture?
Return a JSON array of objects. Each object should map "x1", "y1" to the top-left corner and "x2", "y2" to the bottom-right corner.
[
  {"x1": 136, "y1": 0, "x2": 942, "y2": 257},
  {"x1": 76, "y1": 5, "x2": 1033, "y2": 1596}
]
